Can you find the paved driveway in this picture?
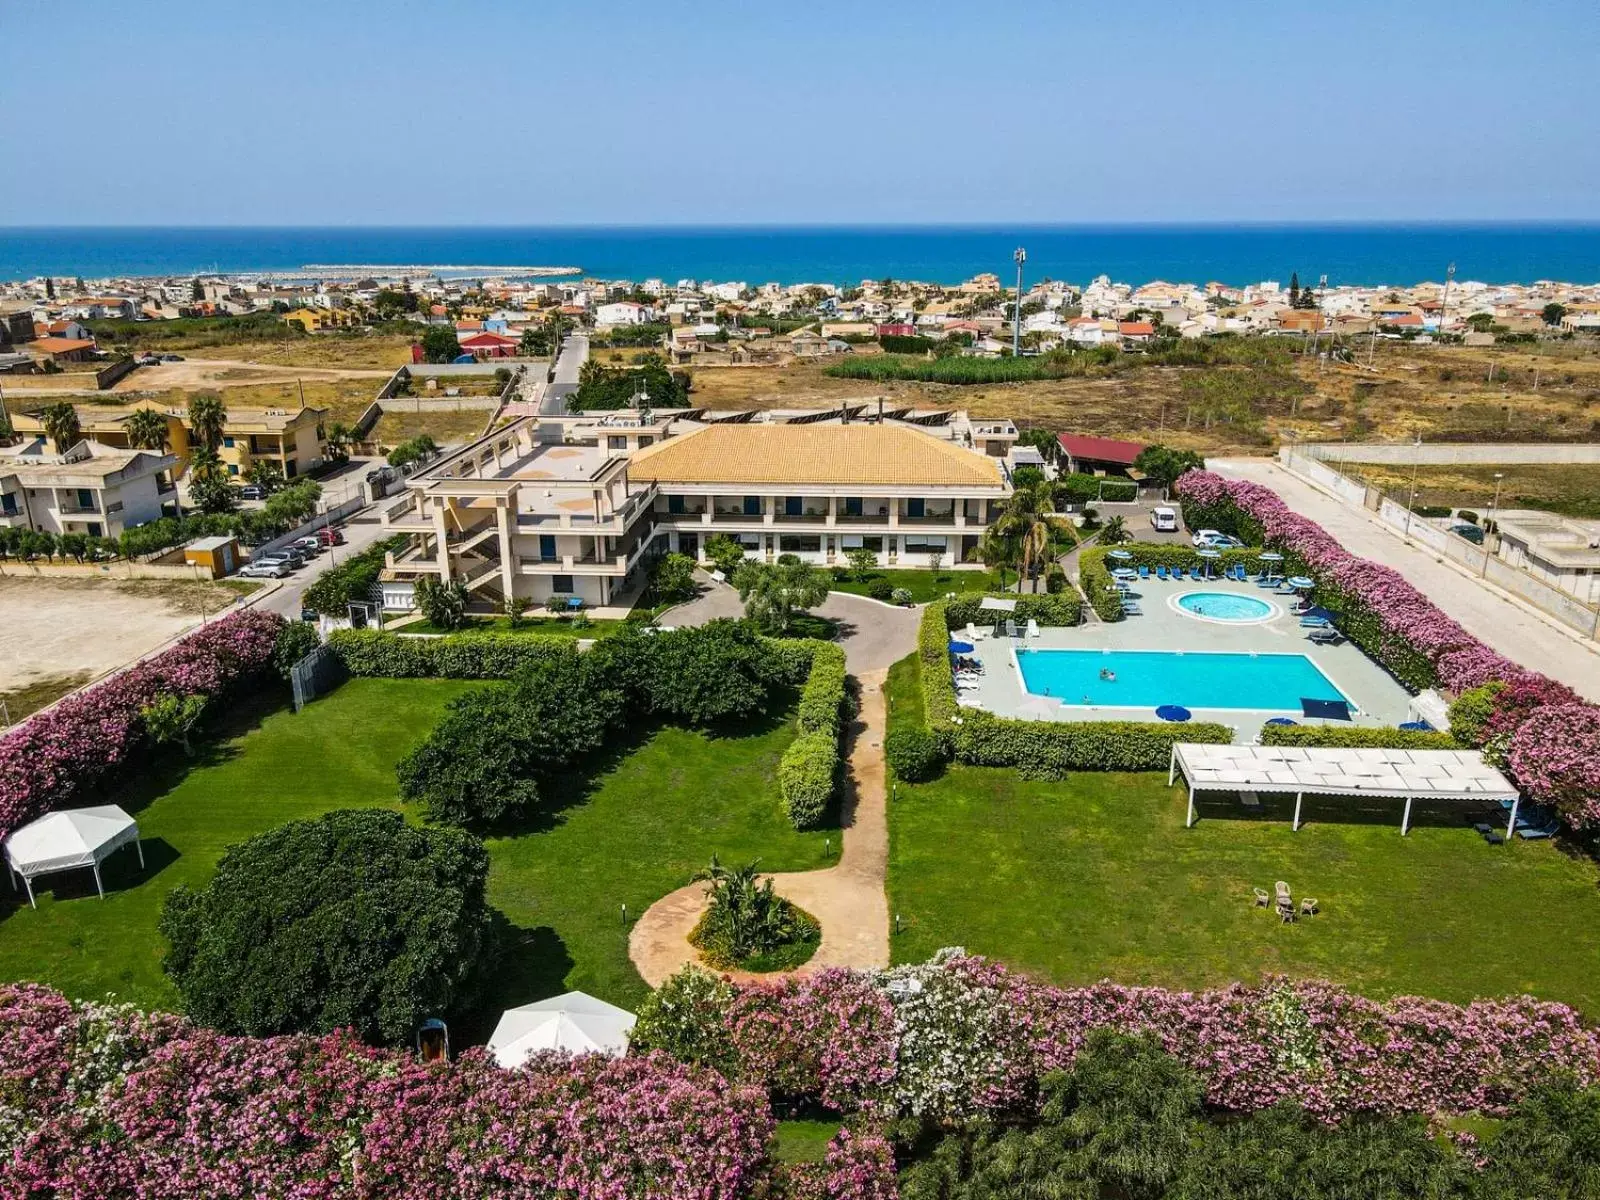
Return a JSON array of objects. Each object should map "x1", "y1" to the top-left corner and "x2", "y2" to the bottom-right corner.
[
  {"x1": 1212, "y1": 457, "x2": 1600, "y2": 702},
  {"x1": 663, "y1": 574, "x2": 919, "y2": 673}
]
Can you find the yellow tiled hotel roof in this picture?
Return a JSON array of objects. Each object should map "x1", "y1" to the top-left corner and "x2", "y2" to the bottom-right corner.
[{"x1": 627, "y1": 424, "x2": 1004, "y2": 488}]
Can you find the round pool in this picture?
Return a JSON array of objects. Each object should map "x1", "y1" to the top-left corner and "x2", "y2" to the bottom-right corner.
[{"x1": 1172, "y1": 591, "x2": 1279, "y2": 624}]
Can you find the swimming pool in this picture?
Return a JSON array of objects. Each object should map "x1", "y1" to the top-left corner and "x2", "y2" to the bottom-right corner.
[
  {"x1": 1173, "y1": 591, "x2": 1277, "y2": 624},
  {"x1": 1015, "y1": 648, "x2": 1352, "y2": 711}
]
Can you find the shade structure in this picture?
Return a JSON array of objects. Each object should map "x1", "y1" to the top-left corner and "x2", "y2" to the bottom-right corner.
[
  {"x1": 1168, "y1": 743, "x2": 1522, "y2": 836},
  {"x1": 1156, "y1": 704, "x2": 1192, "y2": 722},
  {"x1": 948, "y1": 640, "x2": 975, "y2": 654},
  {"x1": 1196, "y1": 548, "x2": 1222, "y2": 558},
  {"x1": 487, "y1": 991, "x2": 637, "y2": 1067},
  {"x1": 1287, "y1": 576, "x2": 1316, "y2": 590},
  {"x1": 1259, "y1": 552, "x2": 1284, "y2": 561},
  {"x1": 1301, "y1": 697, "x2": 1351, "y2": 721},
  {"x1": 4, "y1": 805, "x2": 142, "y2": 908},
  {"x1": 1265, "y1": 717, "x2": 1299, "y2": 726},
  {"x1": 978, "y1": 597, "x2": 1017, "y2": 613},
  {"x1": 1107, "y1": 549, "x2": 1133, "y2": 562},
  {"x1": 1111, "y1": 567, "x2": 1137, "y2": 579}
]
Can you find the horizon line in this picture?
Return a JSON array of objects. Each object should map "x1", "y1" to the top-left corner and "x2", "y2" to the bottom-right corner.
[{"x1": 4, "y1": 219, "x2": 1600, "y2": 232}]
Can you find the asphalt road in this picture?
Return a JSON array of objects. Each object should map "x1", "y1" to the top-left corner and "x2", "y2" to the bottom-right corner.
[{"x1": 540, "y1": 333, "x2": 589, "y2": 415}]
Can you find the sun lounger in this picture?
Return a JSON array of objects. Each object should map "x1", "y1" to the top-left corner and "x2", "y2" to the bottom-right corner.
[
  {"x1": 1300, "y1": 615, "x2": 1332, "y2": 628},
  {"x1": 1156, "y1": 565, "x2": 1169, "y2": 581},
  {"x1": 1026, "y1": 618, "x2": 1041, "y2": 638},
  {"x1": 1004, "y1": 619, "x2": 1020, "y2": 639},
  {"x1": 1517, "y1": 818, "x2": 1561, "y2": 840},
  {"x1": 1307, "y1": 627, "x2": 1343, "y2": 645},
  {"x1": 1190, "y1": 567, "x2": 1204, "y2": 581},
  {"x1": 1138, "y1": 565, "x2": 1150, "y2": 579},
  {"x1": 1121, "y1": 603, "x2": 1143, "y2": 616},
  {"x1": 966, "y1": 621, "x2": 987, "y2": 642}
]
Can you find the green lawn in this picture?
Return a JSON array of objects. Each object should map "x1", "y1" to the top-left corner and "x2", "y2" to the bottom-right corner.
[
  {"x1": 884, "y1": 657, "x2": 1600, "y2": 1014},
  {"x1": 0, "y1": 679, "x2": 836, "y2": 1027},
  {"x1": 830, "y1": 568, "x2": 1009, "y2": 604}
]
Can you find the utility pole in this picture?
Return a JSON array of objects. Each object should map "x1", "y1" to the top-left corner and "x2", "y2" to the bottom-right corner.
[
  {"x1": 1482, "y1": 471, "x2": 1504, "y2": 577},
  {"x1": 1012, "y1": 247, "x2": 1026, "y2": 358},
  {"x1": 1439, "y1": 262, "x2": 1455, "y2": 337}
]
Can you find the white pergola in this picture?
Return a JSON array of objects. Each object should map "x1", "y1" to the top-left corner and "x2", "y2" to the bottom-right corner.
[
  {"x1": 1168, "y1": 743, "x2": 1522, "y2": 836},
  {"x1": 4, "y1": 805, "x2": 143, "y2": 907}
]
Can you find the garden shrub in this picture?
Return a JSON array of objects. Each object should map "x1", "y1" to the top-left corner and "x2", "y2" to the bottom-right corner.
[
  {"x1": 0, "y1": 609, "x2": 284, "y2": 841},
  {"x1": 885, "y1": 727, "x2": 945, "y2": 782},
  {"x1": 327, "y1": 627, "x2": 573, "y2": 678},
  {"x1": 867, "y1": 577, "x2": 894, "y2": 602},
  {"x1": 952, "y1": 711, "x2": 1232, "y2": 776},
  {"x1": 620, "y1": 619, "x2": 787, "y2": 727},
  {"x1": 1507, "y1": 703, "x2": 1600, "y2": 827},
  {"x1": 159, "y1": 809, "x2": 491, "y2": 1044},
  {"x1": 1257, "y1": 724, "x2": 1460, "y2": 749},
  {"x1": 891, "y1": 587, "x2": 914, "y2": 606},
  {"x1": 779, "y1": 730, "x2": 838, "y2": 829},
  {"x1": 270, "y1": 619, "x2": 320, "y2": 681},
  {"x1": 1448, "y1": 681, "x2": 1505, "y2": 747},
  {"x1": 943, "y1": 590, "x2": 1081, "y2": 629},
  {"x1": 689, "y1": 858, "x2": 820, "y2": 972},
  {"x1": 299, "y1": 536, "x2": 403, "y2": 614},
  {"x1": 1078, "y1": 548, "x2": 1126, "y2": 621},
  {"x1": 628, "y1": 964, "x2": 738, "y2": 1073},
  {"x1": 918, "y1": 602, "x2": 959, "y2": 732},
  {"x1": 794, "y1": 642, "x2": 847, "y2": 736}
]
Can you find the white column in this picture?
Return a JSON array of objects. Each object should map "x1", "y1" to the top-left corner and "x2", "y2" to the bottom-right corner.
[
  {"x1": 1186, "y1": 785, "x2": 1196, "y2": 828},
  {"x1": 92, "y1": 862, "x2": 104, "y2": 899},
  {"x1": 1505, "y1": 795, "x2": 1520, "y2": 841},
  {"x1": 1401, "y1": 795, "x2": 1414, "y2": 836},
  {"x1": 1167, "y1": 745, "x2": 1176, "y2": 786},
  {"x1": 1293, "y1": 792, "x2": 1303, "y2": 831},
  {"x1": 827, "y1": 495, "x2": 837, "y2": 526},
  {"x1": 497, "y1": 499, "x2": 515, "y2": 599}
]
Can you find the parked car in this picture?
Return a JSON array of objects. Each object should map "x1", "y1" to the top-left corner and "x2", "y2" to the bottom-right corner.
[
  {"x1": 292, "y1": 536, "x2": 324, "y2": 555},
  {"x1": 1150, "y1": 505, "x2": 1179, "y2": 532},
  {"x1": 161, "y1": 353, "x2": 184, "y2": 362},
  {"x1": 237, "y1": 484, "x2": 267, "y2": 501},
  {"x1": 1191, "y1": 529, "x2": 1243, "y2": 549},
  {"x1": 136, "y1": 354, "x2": 163, "y2": 367},
  {"x1": 316, "y1": 527, "x2": 346, "y2": 547},
  {"x1": 254, "y1": 551, "x2": 301, "y2": 570},
  {"x1": 238, "y1": 561, "x2": 290, "y2": 579}
]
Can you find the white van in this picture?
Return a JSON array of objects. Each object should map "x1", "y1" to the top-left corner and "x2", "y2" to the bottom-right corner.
[{"x1": 1150, "y1": 505, "x2": 1179, "y2": 532}]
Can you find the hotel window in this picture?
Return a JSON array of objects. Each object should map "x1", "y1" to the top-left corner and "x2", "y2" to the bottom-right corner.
[
  {"x1": 228, "y1": 464, "x2": 239, "y2": 476},
  {"x1": 778, "y1": 535, "x2": 821, "y2": 554},
  {"x1": 667, "y1": 495, "x2": 685, "y2": 515},
  {"x1": 743, "y1": 496, "x2": 762, "y2": 516},
  {"x1": 841, "y1": 534, "x2": 883, "y2": 552},
  {"x1": 906, "y1": 498, "x2": 925, "y2": 519},
  {"x1": 608, "y1": 436, "x2": 626, "y2": 450},
  {"x1": 639, "y1": 435, "x2": 654, "y2": 446},
  {"x1": 843, "y1": 497, "x2": 863, "y2": 517},
  {"x1": 551, "y1": 575, "x2": 574, "y2": 594},
  {"x1": 784, "y1": 496, "x2": 803, "y2": 517},
  {"x1": 222, "y1": 436, "x2": 235, "y2": 448},
  {"x1": 0, "y1": 494, "x2": 15, "y2": 516},
  {"x1": 903, "y1": 535, "x2": 948, "y2": 553}
]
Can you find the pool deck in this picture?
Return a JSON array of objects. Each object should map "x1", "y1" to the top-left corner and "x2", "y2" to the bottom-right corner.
[{"x1": 954, "y1": 578, "x2": 1415, "y2": 741}]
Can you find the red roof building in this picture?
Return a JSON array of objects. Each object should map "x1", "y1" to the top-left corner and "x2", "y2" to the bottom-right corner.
[
  {"x1": 1057, "y1": 433, "x2": 1147, "y2": 473},
  {"x1": 458, "y1": 331, "x2": 519, "y2": 358},
  {"x1": 1117, "y1": 321, "x2": 1156, "y2": 339},
  {"x1": 876, "y1": 323, "x2": 916, "y2": 338}
]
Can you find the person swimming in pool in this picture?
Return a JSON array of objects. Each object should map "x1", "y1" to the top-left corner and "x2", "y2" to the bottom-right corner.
[{"x1": 1099, "y1": 667, "x2": 1116, "y2": 682}]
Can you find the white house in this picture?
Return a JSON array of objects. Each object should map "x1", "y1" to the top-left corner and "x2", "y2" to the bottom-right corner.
[
  {"x1": 0, "y1": 439, "x2": 179, "y2": 538},
  {"x1": 595, "y1": 301, "x2": 655, "y2": 326}
]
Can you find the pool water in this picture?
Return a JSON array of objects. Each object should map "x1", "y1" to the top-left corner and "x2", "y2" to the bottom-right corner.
[
  {"x1": 1175, "y1": 592, "x2": 1275, "y2": 622},
  {"x1": 1016, "y1": 649, "x2": 1351, "y2": 711}
]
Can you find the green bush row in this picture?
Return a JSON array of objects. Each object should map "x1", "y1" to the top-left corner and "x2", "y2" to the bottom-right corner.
[
  {"x1": 1077, "y1": 549, "x2": 1127, "y2": 622},
  {"x1": 780, "y1": 641, "x2": 849, "y2": 829},
  {"x1": 1093, "y1": 543, "x2": 1272, "y2": 573},
  {"x1": 327, "y1": 628, "x2": 575, "y2": 678},
  {"x1": 1257, "y1": 724, "x2": 1460, "y2": 750},
  {"x1": 950, "y1": 710, "x2": 1233, "y2": 776},
  {"x1": 919, "y1": 601, "x2": 960, "y2": 732},
  {"x1": 943, "y1": 591, "x2": 1082, "y2": 630},
  {"x1": 778, "y1": 730, "x2": 838, "y2": 830}
]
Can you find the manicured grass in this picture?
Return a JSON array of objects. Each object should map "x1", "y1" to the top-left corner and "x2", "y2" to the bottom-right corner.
[
  {"x1": 829, "y1": 568, "x2": 1008, "y2": 604},
  {"x1": 0, "y1": 678, "x2": 836, "y2": 1025},
  {"x1": 773, "y1": 1119, "x2": 842, "y2": 1163},
  {"x1": 884, "y1": 656, "x2": 1600, "y2": 1015}
]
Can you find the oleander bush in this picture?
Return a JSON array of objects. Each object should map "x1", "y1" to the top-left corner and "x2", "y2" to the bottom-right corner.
[
  {"x1": 0, "y1": 608, "x2": 284, "y2": 841},
  {"x1": 951, "y1": 710, "x2": 1232, "y2": 777},
  {"x1": 942, "y1": 590, "x2": 1081, "y2": 630},
  {"x1": 1176, "y1": 469, "x2": 1600, "y2": 827},
  {"x1": 327, "y1": 627, "x2": 574, "y2": 678},
  {"x1": 159, "y1": 809, "x2": 491, "y2": 1044},
  {"x1": 1257, "y1": 724, "x2": 1460, "y2": 750}
]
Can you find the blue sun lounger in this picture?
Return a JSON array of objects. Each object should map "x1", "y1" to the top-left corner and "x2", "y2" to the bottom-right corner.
[
  {"x1": 1138, "y1": 565, "x2": 1150, "y2": 579},
  {"x1": 1156, "y1": 565, "x2": 1169, "y2": 580}
]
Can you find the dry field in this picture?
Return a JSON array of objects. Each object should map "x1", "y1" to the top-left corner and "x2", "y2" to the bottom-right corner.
[
  {"x1": 682, "y1": 339, "x2": 1600, "y2": 454},
  {"x1": 369, "y1": 407, "x2": 493, "y2": 445},
  {"x1": 0, "y1": 576, "x2": 257, "y2": 720},
  {"x1": 133, "y1": 334, "x2": 415, "y2": 371},
  {"x1": 1339, "y1": 461, "x2": 1600, "y2": 519},
  {"x1": 103, "y1": 378, "x2": 381, "y2": 425}
]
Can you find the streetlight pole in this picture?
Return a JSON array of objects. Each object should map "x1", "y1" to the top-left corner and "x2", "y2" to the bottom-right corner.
[
  {"x1": 1481, "y1": 471, "x2": 1504, "y2": 577},
  {"x1": 1401, "y1": 434, "x2": 1422, "y2": 541},
  {"x1": 1012, "y1": 247, "x2": 1026, "y2": 358}
]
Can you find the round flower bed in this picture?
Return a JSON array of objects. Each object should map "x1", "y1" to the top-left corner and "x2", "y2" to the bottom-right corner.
[{"x1": 692, "y1": 898, "x2": 821, "y2": 973}]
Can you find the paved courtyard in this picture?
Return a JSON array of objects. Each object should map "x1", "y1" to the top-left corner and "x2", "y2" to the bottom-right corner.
[{"x1": 955, "y1": 576, "x2": 1415, "y2": 740}]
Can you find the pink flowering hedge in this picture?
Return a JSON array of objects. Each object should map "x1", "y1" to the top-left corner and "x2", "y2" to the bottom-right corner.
[
  {"x1": 1175, "y1": 470, "x2": 1600, "y2": 827},
  {"x1": 711, "y1": 953, "x2": 1599, "y2": 1126},
  {"x1": 0, "y1": 608, "x2": 285, "y2": 843},
  {"x1": 0, "y1": 982, "x2": 773, "y2": 1200}
]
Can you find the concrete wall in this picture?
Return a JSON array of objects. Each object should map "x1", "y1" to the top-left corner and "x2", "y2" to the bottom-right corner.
[
  {"x1": 1294, "y1": 441, "x2": 1600, "y2": 467},
  {"x1": 0, "y1": 558, "x2": 215, "y2": 582}
]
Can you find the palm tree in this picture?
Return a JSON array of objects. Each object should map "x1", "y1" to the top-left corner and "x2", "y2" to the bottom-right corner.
[
  {"x1": 324, "y1": 421, "x2": 354, "y2": 464},
  {"x1": 1100, "y1": 515, "x2": 1131, "y2": 545},
  {"x1": 990, "y1": 483, "x2": 1074, "y2": 592},
  {"x1": 187, "y1": 392, "x2": 227, "y2": 452},
  {"x1": 40, "y1": 402, "x2": 81, "y2": 453},
  {"x1": 125, "y1": 408, "x2": 169, "y2": 451},
  {"x1": 732, "y1": 560, "x2": 829, "y2": 633}
]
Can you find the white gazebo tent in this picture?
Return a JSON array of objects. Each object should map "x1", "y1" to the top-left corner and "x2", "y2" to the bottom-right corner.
[
  {"x1": 487, "y1": 990, "x2": 637, "y2": 1067},
  {"x1": 1168, "y1": 744, "x2": 1522, "y2": 837},
  {"x1": 4, "y1": 805, "x2": 143, "y2": 907}
]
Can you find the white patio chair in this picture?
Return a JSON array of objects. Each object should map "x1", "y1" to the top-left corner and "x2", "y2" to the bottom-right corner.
[{"x1": 1025, "y1": 618, "x2": 1041, "y2": 638}]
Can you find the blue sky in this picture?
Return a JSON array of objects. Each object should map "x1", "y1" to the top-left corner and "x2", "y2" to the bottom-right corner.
[{"x1": 2, "y1": 0, "x2": 1596, "y2": 225}]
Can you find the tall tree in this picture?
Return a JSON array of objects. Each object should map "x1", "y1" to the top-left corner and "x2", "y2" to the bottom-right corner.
[
  {"x1": 40, "y1": 402, "x2": 81, "y2": 453},
  {"x1": 420, "y1": 325, "x2": 462, "y2": 363},
  {"x1": 731, "y1": 559, "x2": 829, "y2": 633},
  {"x1": 187, "y1": 392, "x2": 227, "y2": 452},
  {"x1": 186, "y1": 446, "x2": 235, "y2": 513},
  {"x1": 124, "y1": 407, "x2": 170, "y2": 451},
  {"x1": 323, "y1": 420, "x2": 354, "y2": 464},
  {"x1": 1288, "y1": 272, "x2": 1301, "y2": 308},
  {"x1": 190, "y1": 277, "x2": 205, "y2": 302},
  {"x1": 989, "y1": 482, "x2": 1072, "y2": 592}
]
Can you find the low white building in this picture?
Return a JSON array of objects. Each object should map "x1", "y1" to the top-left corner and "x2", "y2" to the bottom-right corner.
[
  {"x1": 595, "y1": 301, "x2": 655, "y2": 326},
  {"x1": 0, "y1": 438, "x2": 179, "y2": 538},
  {"x1": 1492, "y1": 509, "x2": 1600, "y2": 605}
]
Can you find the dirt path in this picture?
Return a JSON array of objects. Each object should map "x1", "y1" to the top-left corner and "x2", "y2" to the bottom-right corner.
[{"x1": 629, "y1": 668, "x2": 891, "y2": 985}]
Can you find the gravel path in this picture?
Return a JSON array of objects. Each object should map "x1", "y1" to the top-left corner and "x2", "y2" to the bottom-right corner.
[{"x1": 628, "y1": 668, "x2": 891, "y2": 986}]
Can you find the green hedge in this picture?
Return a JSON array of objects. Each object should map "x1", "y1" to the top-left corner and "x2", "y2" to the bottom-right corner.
[
  {"x1": 766, "y1": 636, "x2": 823, "y2": 687},
  {"x1": 1094, "y1": 543, "x2": 1271, "y2": 574},
  {"x1": 919, "y1": 602, "x2": 960, "y2": 733},
  {"x1": 1078, "y1": 548, "x2": 1127, "y2": 622},
  {"x1": 1257, "y1": 724, "x2": 1459, "y2": 750},
  {"x1": 943, "y1": 591, "x2": 1081, "y2": 630},
  {"x1": 778, "y1": 729, "x2": 837, "y2": 829},
  {"x1": 779, "y1": 641, "x2": 848, "y2": 828},
  {"x1": 327, "y1": 629, "x2": 575, "y2": 678},
  {"x1": 950, "y1": 710, "x2": 1233, "y2": 777}
]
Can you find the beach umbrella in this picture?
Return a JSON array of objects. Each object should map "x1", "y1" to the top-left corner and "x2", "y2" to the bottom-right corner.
[
  {"x1": 1287, "y1": 575, "x2": 1315, "y2": 590},
  {"x1": 1156, "y1": 704, "x2": 1192, "y2": 722},
  {"x1": 1258, "y1": 551, "x2": 1284, "y2": 581},
  {"x1": 1111, "y1": 566, "x2": 1137, "y2": 579},
  {"x1": 1265, "y1": 716, "x2": 1299, "y2": 726},
  {"x1": 1016, "y1": 695, "x2": 1060, "y2": 719},
  {"x1": 1196, "y1": 547, "x2": 1221, "y2": 578},
  {"x1": 948, "y1": 640, "x2": 975, "y2": 655},
  {"x1": 1107, "y1": 549, "x2": 1133, "y2": 562},
  {"x1": 1300, "y1": 697, "x2": 1352, "y2": 723},
  {"x1": 487, "y1": 992, "x2": 636, "y2": 1067}
]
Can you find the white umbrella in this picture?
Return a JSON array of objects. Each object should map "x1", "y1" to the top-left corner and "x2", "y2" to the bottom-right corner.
[{"x1": 487, "y1": 991, "x2": 637, "y2": 1066}]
